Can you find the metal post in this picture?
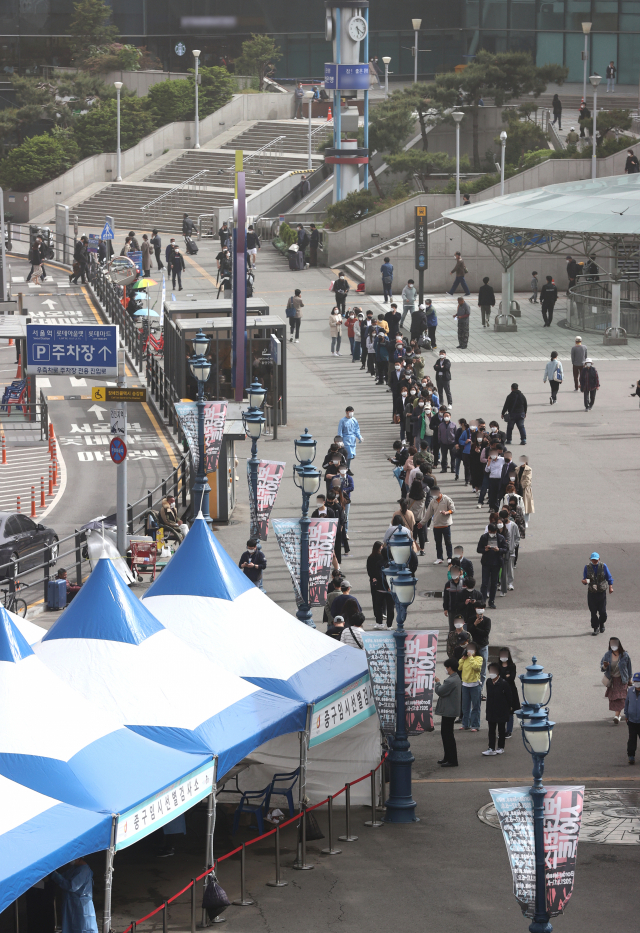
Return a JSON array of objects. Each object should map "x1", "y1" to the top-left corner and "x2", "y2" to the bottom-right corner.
[
  {"x1": 384, "y1": 597, "x2": 418, "y2": 823},
  {"x1": 266, "y1": 825, "x2": 288, "y2": 886},
  {"x1": 455, "y1": 122, "x2": 461, "y2": 208},
  {"x1": 293, "y1": 717, "x2": 313, "y2": 869},
  {"x1": 116, "y1": 353, "x2": 128, "y2": 556},
  {"x1": 591, "y1": 87, "x2": 598, "y2": 180},
  {"x1": 418, "y1": 268, "x2": 424, "y2": 308},
  {"x1": 202, "y1": 785, "x2": 216, "y2": 926},
  {"x1": 193, "y1": 376, "x2": 210, "y2": 519},
  {"x1": 338, "y1": 783, "x2": 358, "y2": 841},
  {"x1": 102, "y1": 817, "x2": 117, "y2": 933},
  {"x1": 190, "y1": 880, "x2": 196, "y2": 933},
  {"x1": 194, "y1": 51, "x2": 201, "y2": 149},
  {"x1": 363, "y1": 8, "x2": 369, "y2": 192},
  {"x1": 162, "y1": 902, "x2": 167, "y2": 933},
  {"x1": 232, "y1": 844, "x2": 254, "y2": 905},
  {"x1": 292, "y1": 803, "x2": 314, "y2": 870},
  {"x1": 529, "y1": 755, "x2": 552, "y2": 932},
  {"x1": 0, "y1": 186, "x2": 6, "y2": 302},
  {"x1": 307, "y1": 96, "x2": 312, "y2": 171},
  {"x1": 384, "y1": 63, "x2": 389, "y2": 98},
  {"x1": 334, "y1": 8, "x2": 342, "y2": 203},
  {"x1": 364, "y1": 769, "x2": 383, "y2": 827},
  {"x1": 296, "y1": 492, "x2": 315, "y2": 627},
  {"x1": 583, "y1": 33, "x2": 588, "y2": 105},
  {"x1": 610, "y1": 280, "x2": 621, "y2": 338},
  {"x1": 414, "y1": 28, "x2": 419, "y2": 84},
  {"x1": 320, "y1": 796, "x2": 342, "y2": 854},
  {"x1": 500, "y1": 138, "x2": 506, "y2": 196},
  {"x1": 115, "y1": 84, "x2": 122, "y2": 182}
]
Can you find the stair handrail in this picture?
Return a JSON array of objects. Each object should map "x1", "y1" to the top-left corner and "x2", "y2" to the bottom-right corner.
[
  {"x1": 244, "y1": 135, "x2": 287, "y2": 163},
  {"x1": 140, "y1": 170, "x2": 210, "y2": 212},
  {"x1": 351, "y1": 216, "x2": 451, "y2": 262}
]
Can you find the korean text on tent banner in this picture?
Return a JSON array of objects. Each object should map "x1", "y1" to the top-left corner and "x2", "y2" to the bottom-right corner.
[
  {"x1": 404, "y1": 630, "x2": 438, "y2": 734},
  {"x1": 309, "y1": 673, "x2": 376, "y2": 747},
  {"x1": 175, "y1": 401, "x2": 228, "y2": 473},
  {"x1": 248, "y1": 460, "x2": 286, "y2": 541},
  {"x1": 490, "y1": 785, "x2": 585, "y2": 919},
  {"x1": 361, "y1": 631, "x2": 396, "y2": 734},
  {"x1": 272, "y1": 518, "x2": 338, "y2": 607}
]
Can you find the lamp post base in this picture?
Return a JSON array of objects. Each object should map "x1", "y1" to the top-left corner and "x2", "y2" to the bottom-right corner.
[
  {"x1": 295, "y1": 605, "x2": 316, "y2": 629},
  {"x1": 529, "y1": 921, "x2": 552, "y2": 933},
  {"x1": 384, "y1": 743, "x2": 418, "y2": 823}
]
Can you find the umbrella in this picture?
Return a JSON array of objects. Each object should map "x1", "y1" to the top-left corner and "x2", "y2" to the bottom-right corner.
[
  {"x1": 133, "y1": 308, "x2": 159, "y2": 318},
  {"x1": 133, "y1": 278, "x2": 157, "y2": 289}
]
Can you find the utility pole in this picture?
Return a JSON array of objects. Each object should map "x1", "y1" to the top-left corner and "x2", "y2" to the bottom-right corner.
[{"x1": 116, "y1": 350, "x2": 127, "y2": 555}]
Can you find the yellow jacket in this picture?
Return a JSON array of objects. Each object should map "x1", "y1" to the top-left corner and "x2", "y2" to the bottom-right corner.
[{"x1": 458, "y1": 654, "x2": 483, "y2": 684}]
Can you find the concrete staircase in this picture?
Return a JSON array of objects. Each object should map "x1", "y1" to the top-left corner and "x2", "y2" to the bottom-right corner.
[
  {"x1": 72, "y1": 183, "x2": 234, "y2": 232},
  {"x1": 222, "y1": 120, "x2": 330, "y2": 154},
  {"x1": 145, "y1": 150, "x2": 313, "y2": 191},
  {"x1": 338, "y1": 218, "x2": 450, "y2": 282}
]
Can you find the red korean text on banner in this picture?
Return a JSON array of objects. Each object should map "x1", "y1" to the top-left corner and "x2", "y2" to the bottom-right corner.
[
  {"x1": 404, "y1": 631, "x2": 438, "y2": 734},
  {"x1": 255, "y1": 460, "x2": 286, "y2": 541},
  {"x1": 204, "y1": 401, "x2": 227, "y2": 473},
  {"x1": 308, "y1": 518, "x2": 338, "y2": 606}
]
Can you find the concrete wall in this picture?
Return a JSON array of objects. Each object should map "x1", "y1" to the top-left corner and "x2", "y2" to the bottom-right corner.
[
  {"x1": 421, "y1": 107, "x2": 507, "y2": 161},
  {"x1": 53, "y1": 67, "x2": 255, "y2": 96},
  {"x1": 2, "y1": 92, "x2": 296, "y2": 223}
]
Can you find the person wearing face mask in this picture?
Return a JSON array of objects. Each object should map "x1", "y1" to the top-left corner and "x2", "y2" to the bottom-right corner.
[
  {"x1": 423, "y1": 485, "x2": 455, "y2": 565},
  {"x1": 487, "y1": 420, "x2": 505, "y2": 445},
  {"x1": 498, "y1": 509, "x2": 520, "y2": 596},
  {"x1": 389, "y1": 359, "x2": 406, "y2": 423},
  {"x1": 345, "y1": 310, "x2": 358, "y2": 357},
  {"x1": 458, "y1": 642, "x2": 483, "y2": 731},
  {"x1": 425, "y1": 300, "x2": 438, "y2": 349},
  {"x1": 437, "y1": 411, "x2": 457, "y2": 474},
  {"x1": 515, "y1": 455, "x2": 534, "y2": 527},
  {"x1": 579, "y1": 358, "x2": 600, "y2": 411},
  {"x1": 374, "y1": 328, "x2": 390, "y2": 385},
  {"x1": 453, "y1": 296, "x2": 471, "y2": 349},
  {"x1": 339, "y1": 465, "x2": 354, "y2": 532},
  {"x1": 323, "y1": 440, "x2": 347, "y2": 469},
  {"x1": 407, "y1": 479, "x2": 429, "y2": 555},
  {"x1": 477, "y1": 523, "x2": 507, "y2": 609},
  {"x1": 484, "y1": 448, "x2": 505, "y2": 513},
  {"x1": 624, "y1": 672, "x2": 640, "y2": 764},
  {"x1": 434, "y1": 350, "x2": 453, "y2": 407},
  {"x1": 469, "y1": 426, "x2": 484, "y2": 493},
  {"x1": 410, "y1": 302, "x2": 428, "y2": 343},
  {"x1": 410, "y1": 397, "x2": 429, "y2": 446},
  {"x1": 601, "y1": 637, "x2": 632, "y2": 724},
  {"x1": 337, "y1": 406, "x2": 363, "y2": 468},
  {"x1": 329, "y1": 306, "x2": 343, "y2": 356},
  {"x1": 467, "y1": 603, "x2": 491, "y2": 689},
  {"x1": 582, "y1": 551, "x2": 614, "y2": 634},
  {"x1": 324, "y1": 454, "x2": 342, "y2": 494},
  {"x1": 453, "y1": 546, "x2": 474, "y2": 580},
  {"x1": 332, "y1": 271, "x2": 350, "y2": 314},
  {"x1": 454, "y1": 418, "x2": 471, "y2": 483},
  {"x1": 365, "y1": 323, "x2": 377, "y2": 377},
  {"x1": 434, "y1": 659, "x2": 462, "y2": 767},
  {"x1": 498, "y1": 647, "x2": 520, "y2": 737},
  {"x1": 482, "y1": 663, "x2": 512, "y2": 755},
  {"x1": 429, "y1": 404, "x2": 448, "y2": 468},
  {"x1": 443, "y1": 565, "x2": 466, "y2": 631},
  {"x1": 543, "y1": 350, "x2": 564, "y2": 405},
  {"x1": 238, "y1": 538, "x2": 267, "y2": 592},
  {"x1": 352, "y1": 311, "x2": 364, "y2": 362},
  {"x1": 446, "y1": 619, "x2": 468, "y2": 660}
]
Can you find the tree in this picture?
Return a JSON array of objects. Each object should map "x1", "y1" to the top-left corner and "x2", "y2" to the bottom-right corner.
[
  {"x1": 69, "y1": 0, "x2": 120, "y2": 63},
  {"x1": 73, "y1": 97, "x2": 154, "y2": 158},
  {"x1": 392, "y1": 84, "x2": 447, "y2": 150},
  {"x1": 368, "y1": 95, "x2": 415, "y2": 156},
  {"x1": 148, "y1": 80, "x2": 194, "y2": 127},
  {"x1": 0, "y1": 133, "x2": 80, "y2": 191},
  {"x1": 195, "y1": 66, "x2": 236, "y2": 114},
  {"x1": 234, "y1": 35, "x2": 282, "y2": 91},
  {"x1": 429, "y1": 51, "x2": 568, "y2": 169},
  {"x1": 386, "y1": 149, "x2": 471, "y2": 190},
  {"x1": 326, "y1": 189, "x2": 377, "y2": 230},
  {"x1": 499, "y1": 110, "x2": 548, "y2": 165}
]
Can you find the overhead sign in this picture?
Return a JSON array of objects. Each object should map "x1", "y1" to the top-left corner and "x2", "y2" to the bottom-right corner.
[
  {"x1": 92, "y1": 386, "x2": 147, "y2": 402},
  {"x1": 109, "y1": 437, "x2": 127, "y2": 464},
  {"x1": 415, "y1": 206, "x2": 428, "y2": 271},
  {"x1": 110, "y1": 407, "x2": 126, "y2": 437},
  {"x1": 101, "y1": 221, "x2": 115, "y2": 241},
  {"x1": 26, "y1": 324, "x2": 119, "y2": 377},
  {"x1": 324, "y1": 63, "x2": 370, "y2": 91}
]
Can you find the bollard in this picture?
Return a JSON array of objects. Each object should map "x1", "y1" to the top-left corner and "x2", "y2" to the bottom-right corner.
[
  {"x1": 48, "y1": 463, "x2": 53, "y2": 497},
  {"x1": 162, "y1": 901, "x2": 167, "y2": 933},
  {"x1": 30, "y1": 486, "x2": 36, "y2": 518},
  {"x1": 266, "y1": 824, "x2": 287, "y2": 887},
  {"x1": 16, "y1": 496, "x2": 20, "y2": 513},
  {"x1": 190, "y1": 880, "x2": 196, "y2": 933},
  {"x1": 40, "y1": 476, "x2": 45, "y2": 508},
  {"x1": 320, "y1": 795, "x2": 342, "y2": 855},
  {"x1": 232, "y1": 843, "x2": 254, "y2": 905},
  {"x1": 364, "y1": 770, "x2": 384, "y2": 827},
  {"x1": 293, "y1": 805, "x2": 313, "y2": 871},
  {"x1": 1, "y1": 436, "x2": 5, "y2": 464},
  {"x1": 338, "y1": 783, "x2": 358, "y2": 842},
  {"x1": 53, "y1": 455, "x2": 58, "y2": 487},
  {"x1": 131, "y1": 923, "x2": 136, "y2": 933}
]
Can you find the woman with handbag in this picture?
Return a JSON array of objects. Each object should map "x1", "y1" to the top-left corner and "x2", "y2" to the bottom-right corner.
[
  {"x1": 329, "y1": 306, "x2": 343, "y2": 356},
  {"x1": 287, "y1": 288, "x2": 304, "y2": 342},
  {"x1": 543, "y1": 350, "x2": 564, "y2": 404},
  {"x1": 601, "y1": 637, "x2": 632, "y2": 724},
  {"x1": 515, "y1": 455, "x2": 534, "y2": 528}
]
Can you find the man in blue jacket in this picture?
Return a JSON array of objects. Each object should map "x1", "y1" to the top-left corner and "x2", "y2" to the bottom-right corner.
[
  {"x1": 625, "y1": 673, "x2": 640, "y2": 764},
  {"x1": 380, "y1": 257, "x2": 394, "y2": 303},
  {"x1": 582, "y1": 552, "x2": 614, "y2": 634}
]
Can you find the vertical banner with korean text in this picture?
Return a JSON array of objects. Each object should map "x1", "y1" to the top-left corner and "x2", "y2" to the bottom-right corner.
[
  {"x1": 175, "y1": 401, "x2": 227, "y2": 473},
  {"x1": 361, "y1": 631, "x2": 396, "y2": 734},
  {"x1": 272, "y1": 518, "x2": 338, "y2": 607},
  {"x1": 404, "y1": 630, "x2": 438, "y2": 734},
  {"x1": 249, "y1": 460, "x2": 286, "y2": 541},
  {"x1": 490, "y1": 785, "x2": 585, "y2": 919}
]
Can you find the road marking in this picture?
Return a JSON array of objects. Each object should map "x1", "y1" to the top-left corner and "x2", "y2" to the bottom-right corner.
[
  {"x1": 142, "y1": 402, "x2": 179, "y2": 469},
  {"x1": 70, "y1": 377, "x2": 87, "y2": 386},
  {"x1": 36, "y1": 377, "x2": 51, "y2": 388},
  {"x1": 42, "y1": 299, "x2": 57, "y2": 310},
  {"x1": 81, "y1": 285, "x2": 103, "y2": 324},
  {"x1": 183, "y1": 253, "x2": 219, "y2": 288},
  {"x1": 87, "y1": 404, "x2": 107, "y2": 421}
]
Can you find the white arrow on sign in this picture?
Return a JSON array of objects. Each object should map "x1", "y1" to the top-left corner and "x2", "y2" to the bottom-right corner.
[
  {"x1": 41, "y1": 299, "x2": 57, "y2": 310},
  {"x1": 87, "y1": 404, "x2": 108, "y2": 421}
]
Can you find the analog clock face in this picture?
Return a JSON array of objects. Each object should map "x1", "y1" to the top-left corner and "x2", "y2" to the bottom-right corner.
[{"x1": 348, "y1": 15, "x2": 368, "y2": 41}]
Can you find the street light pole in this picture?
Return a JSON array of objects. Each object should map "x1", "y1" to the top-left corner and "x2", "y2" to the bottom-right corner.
[
  {"x1": 292, "y1": 430, "x2": 321, "y2": 629},
  {"x1": 412, "y1": 19, "x2": 422, "y2": 84},
  {"x1": 382, "y1": 527, "x2": 418, "y2": 824},
  {"x1": 114, "y1": 82, "x2": 123, "y2": 181},
  {"x1": 500, "y1": 130, "x2": 507, "y2": 196},
  {"x1": 188, "y1": 330, "x2": 212, "y2": 522},
  {"x1": 590, "y1": 73, "x2": 601, "y2": 180},
  {"x1": 241, "y1": 379, "x2": 267, "y2": 539},
  {"x1": 193, "y1": 50, "x2": 201, "y2": 149},
  {"x1": 452, "y1": 111, "x2": 464, "y2": 207},
  {"x1": 305, "y1": 90, "x2": 314, "y2": 171},
  {"x1": 581, "y1": 23, "x2": 591, "y2": 105},
  {"x1": 382, "y1": 56, "x2": 391, "y2": 99}
]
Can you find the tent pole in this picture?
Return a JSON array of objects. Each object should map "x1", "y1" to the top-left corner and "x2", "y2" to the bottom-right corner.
[
  {"x1": 293, "y1": 706, "x2": 312, "y2": 869},
  {"x1": 103, "y1": 816, "x2": 117, "y2": 933},
  {"x1": 202, "y1": 758, "x2": 218, "y2": 927}
]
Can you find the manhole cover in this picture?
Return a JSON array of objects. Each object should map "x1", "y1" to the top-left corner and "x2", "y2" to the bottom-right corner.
[{"x1": 478, "y1": 788, "x2": 640, "y2": 845}]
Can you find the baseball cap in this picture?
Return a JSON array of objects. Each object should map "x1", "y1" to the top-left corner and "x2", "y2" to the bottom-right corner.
[
  {"x1": 333, "y1": 615, "x2": 345, "y2": 623},
  {"x1": 341, "y1": 580, "x2": 351, "y2": 588},
  {"x1": 633, "y1": 672, "x2": 640, "y2": 683},
  {"x1": 584, "y1": 358, "x2": 593, "y2": 363},
  {"x1": 590, "y1": 552, "x2": 600, "y2": 560}
]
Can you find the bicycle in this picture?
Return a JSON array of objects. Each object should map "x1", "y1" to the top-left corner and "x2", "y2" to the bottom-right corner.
[{"x1": 2, "y1": 583, "x2": 27, "y2": 617}]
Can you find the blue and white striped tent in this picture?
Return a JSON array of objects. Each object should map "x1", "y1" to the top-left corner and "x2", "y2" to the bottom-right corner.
[
  {"x1": 0, "y1": 608, "x2": 212, "y2": 814},
  {"x1": 35, "y1": 558, "x2": 307, "y2": 778}
]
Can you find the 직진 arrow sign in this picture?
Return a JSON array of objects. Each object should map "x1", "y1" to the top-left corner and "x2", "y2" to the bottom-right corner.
[{"x1": 92, "y1": 386, "x2": 147, "y2": 402}]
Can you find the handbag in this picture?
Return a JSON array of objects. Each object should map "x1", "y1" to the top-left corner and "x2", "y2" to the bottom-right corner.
[
  {"x1": 602, "y1": 672, "x2": 612, "y2": 687},
  {"x1": 285, "y1": 296, "x2": 296, "y2": 318},
  {"x1": 202, "y1": 875, "x2": 230, "y2": 921}
]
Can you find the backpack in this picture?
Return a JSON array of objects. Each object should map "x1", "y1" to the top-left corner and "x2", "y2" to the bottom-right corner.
[{"x1": 285, "y1": 296, "x2": 296, "y2": 318}]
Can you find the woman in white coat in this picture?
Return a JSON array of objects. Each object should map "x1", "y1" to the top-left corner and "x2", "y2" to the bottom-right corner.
[
  {"x1": 543, "y1": 350, "x2": 564, "y2": 404},
  {"x1": 329, "y1": 306, "x2": 343, "y2": 356}
]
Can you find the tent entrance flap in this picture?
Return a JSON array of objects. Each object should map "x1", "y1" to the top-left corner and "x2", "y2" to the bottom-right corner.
[{"x1": 115, "y1": 760, "x2": 215, "y2": 851}]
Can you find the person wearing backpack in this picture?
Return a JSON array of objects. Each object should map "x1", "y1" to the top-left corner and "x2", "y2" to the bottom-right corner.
[
  {"x1": 380, "y1": 257, "x2": 394, "y2": 302},
  {"x1": 287, "y1": 288, "x2": 304, "y2": 342},
  {"x1": 543, "y1": 350, "x2": 564, "y2": 404},
  {"x1": 447, "y1": 252, "x2": 471, "y2": 296}
]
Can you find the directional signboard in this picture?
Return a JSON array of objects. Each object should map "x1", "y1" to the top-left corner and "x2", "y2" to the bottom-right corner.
[
  {"x1": 26, "y1": 324, "x2": 119, "y2": 377},
  {"x1": 415, "y1": 206, "x2": 428, "y2": 271},
  {"x1": 109, "y1": 437, "x2": 127, "y2": 464},
  {"x1": 324, "y1": 63, "x2": 370, "y2": 91},
  {"x1": 92, "y1": 386, "x2": 147, "y2": 402}
]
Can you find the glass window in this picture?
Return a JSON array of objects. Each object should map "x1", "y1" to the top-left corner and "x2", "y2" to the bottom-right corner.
[
  {"x1": 17, "y1": 516, "x2": 36, "y2": 533},
  {"x1": 592, "y1": 1, "x2": 617, "y2": 30},
  {"x1": 510, "y1": 1, "x2": 535, "y2": 29},
  {"x1": 620, "y1": 12, "x2": 640, "y2": 32},
  {"x1": 591, "y1": 33, "x2": 617, "y2": 75},
  {"x1": 478, "y1": 32, "x2": 509, "y2": 51},
  {"x1": 618, "y1": 34, "x2": 640, "y2": 85},
  {"x1": 509, "y1": 33, "x2": 536, "y2": 54},
  {"x1": 5, "y1": 517, "x2": 20, "y2": 538},
  {"x1": 566, "y1": 0, "x2": 591, "y2": 31},
  {"x1": 285, "y1": 39, "x2": 310, "y2": 81},
  {"x1": 536, "y1": 31, "x2": 564, "y2": 65},
  {"x1": 565, "y1": 31, "x2": 587, "y2": 81},
  {"x1": 482, "y1": 0, "x2": 508, "y2": 28},
  {"x1": 466, "y1": 1, "x2": 480, "y2": 27},
  {"x1": 538, "y1": 1, "x2": 565, "y2": 29}
]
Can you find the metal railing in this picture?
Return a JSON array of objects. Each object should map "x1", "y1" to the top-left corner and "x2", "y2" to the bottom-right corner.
[
  {"x1": 244, "y1": 135, "x2": 286, "y2": 166},
  {"x1": 569, "y1": 278, "x2": 640, "y2": 337},
  {"x1": 0, "y1": 396, "x2": 48, "y2": 440},
  {"x1": 354, "y1": 215, "x2": 452, "y2": 262},
  {"x1": 255, "y1": 212, "x2": 327, "y2": 241},
  {"x1": 197, "y1": 213, "x2": 221, "y2": 238},
  {"x1": 140, "y1": 171, "x2": 211, "y2": 227},
  {"x1": 145, "y1": 350, "x2": 182, "y2": 432},
  {"x1": 92, "y1": 267, "x2": 145, "y2": 372}
]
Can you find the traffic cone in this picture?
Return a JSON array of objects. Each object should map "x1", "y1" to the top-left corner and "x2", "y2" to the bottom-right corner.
[
  {"x1": 30, "y1": 486, "x2": 36, "y2": 518},
  {"x1": 327, "y1": 106, "x2": 332, "y2": 121},
  {"x1": 16, "y1": 357, "x2": 22, "y2": 379}
]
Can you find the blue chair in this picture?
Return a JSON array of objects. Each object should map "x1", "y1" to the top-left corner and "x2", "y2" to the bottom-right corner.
[
  {"x1": 231, "y1": 785, "x2": 270, "y2": 836},
  {"x1": 264, "y1": 768, "x2": 300, "y2": 816}
]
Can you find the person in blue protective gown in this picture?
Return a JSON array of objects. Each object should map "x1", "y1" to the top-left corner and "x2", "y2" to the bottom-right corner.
[
  {"x1": 51, "y1": 859, "x2": 98, "y2": 933},
  {"x1": 337, "y1": 406, "x2": 363, "y2": 467}
]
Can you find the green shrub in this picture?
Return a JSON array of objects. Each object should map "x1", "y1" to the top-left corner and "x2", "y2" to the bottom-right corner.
[
  {"x1": 326, "y1": 190, "x2": 377, "y2": 230},
  {"x1": 278, "y1": 222, "x2": 297, "y2": 247},
  {"x1": 148, "y1": 80, "x2": 194, "y2": 127},
  {"x1": 73, "y1": 97, "x2": 154, "y2": 157},
  {"x1": 0, "y1": 132, "x2": 80, "y2": 190}
]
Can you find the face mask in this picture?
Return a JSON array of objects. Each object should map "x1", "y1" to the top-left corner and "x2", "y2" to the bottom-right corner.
[
  {"x1": 418, "y1": 402, "x2": 425, "y2": 408},
  {"x1": 489, "y1": 670, "x2": 499, "y2": 679},
  {"x1": 339, "y1": 469, "x2": 347, "y2": 475},
  {"x1": 349, "y1": 412, "x2": 354, "y2": 417},
  {"x1": 444, "y1": 416, "x2": 450, "y2": 422},
  {"x1": 610, "y1": 643, "x2": 619, "y2": 651},
  {"x1": 497, "y1": 522, "x2": 504, "y2": 529},
  {"x1": 467, "y1": 649, "x2": 475, "y2": 656},
  {"x1": 490, "y1": 428, "x2": 497, "y2": 434},
  {"x1": 451, "y1": 575, "x2": 460, "y2": 582},
  {"x1": 585, "y1": 363, "x2": 591, "y2": 368},
  {"x1": 500, "y1": 655, "x2": 508, "y2": 662},
  {"x1": 476, "y1": 609, "x2": 485, "y2": 615},
  {"x1": 337, "y1": 441, "x2": 344, "y2": 447},
  {"x1": 401, "y1": 393, "x2": 407, "y2": 398},
  {"x1": 332, "y1": 460, "x2": 339, "y2": 466},
  {"x1": 395, "y1": 366, "x2": 401, "y2": 372},
  {"x1": 247, "y1": 548, "x2": 255, "y2": 554},
  {"x1": 454, "y1": 623, "x2": 463, "y2": 630},
  {"x1": 410, "y1": 390, "x2": 416, "y2": 396}
]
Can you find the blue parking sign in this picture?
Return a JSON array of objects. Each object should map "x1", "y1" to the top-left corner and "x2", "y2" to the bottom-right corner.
[{"x1": 26, "y1": 324, "x2": 119, "y2": 377}]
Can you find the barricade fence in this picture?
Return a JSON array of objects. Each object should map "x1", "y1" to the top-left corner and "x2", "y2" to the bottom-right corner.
[
  {"x1": 569, "y1": 277, "x2": 640, "y2": 337},
  {"x1": 119, "y1": 755, "x2": 388, "y2": 933}
]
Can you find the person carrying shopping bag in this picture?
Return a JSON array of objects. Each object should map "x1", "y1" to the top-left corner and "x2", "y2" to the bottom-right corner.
[{"x1": 543, "y1": 350, "x2": 564, "y2": 404}]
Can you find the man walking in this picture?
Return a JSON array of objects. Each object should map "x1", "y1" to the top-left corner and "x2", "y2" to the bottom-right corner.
[
  {"x1": 380, "y1": 257, "x2": 394, "y2": 302},
  {"x1": 624, "y1": 674, "x2": 640, "y2": 765},
  {"x1": 437, "y1": 410, "x2": 456, "y2": 474},
  {"x1": 434, "y1": 659, "x2": 462, "y2": 767},
  {"x1": 580, "y1": 358, "x2": 599, "y2": 410},
  {"x1": 333, "y1": 270, "x2": 349, "y2": 314},
  {"x1": 447, "y1": 252, "x2": 471, "y2": 296},
  {"x1": 424, "y1": 486, "x2": 455, "y2": 565},
  {"x1": 294, "y1": 81, "x2": 305, "y2": 118},
  {"x1": 171, "y1": 246, "x2": 185, "y2": 291},
  {"x1": 453, "y1": 296, "x2": 470, "y2": 349},
  {"x1": 246, "y1": 225, "x2": 261, "y2": 269},
  {"x1": 571, "y1": 336, "x2": 587, "y2": 390},
  {"x1": 239, "y1": 539, "x2": 267, "y2": 592},
  {"x1": 477, "y1": 523, "x2": 507, "y2": 610},
  {"x1": 539, "y1": 275, "x2": 558, "y2": 326},
  {"x1": 151, "y1": 230, "x2": 163, "y2": 270},
  {"x1": 296, "y1": 224, "x2": 309, "y2": 269},
  {"x1": 219, "y1": 222, "x2": 230, "y2": 248},
  {"x1": 401, "y1": 279, "x2": 417, "y2": 328},
  {"x1": 582, "y1": 551, "x2": 613, "y2": 634},
  {"x1": 498, "y1": 509, "x2": 520, "y2": 595},
  {"x1": 478, "y1": 276, "x2": 495, "y2": 327},
  {"x1": 566, "y1": 255, "x2": 579, "y2": 294},
  {"x1": 501, "y1": 382, "x2": 527, "y2": 446},
  {"x1": 309, "y1": 224, "x2": 319, "y2": 266},
  {"x1": 434, "y1": 350, "x2": 452, "y2": 407}
]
